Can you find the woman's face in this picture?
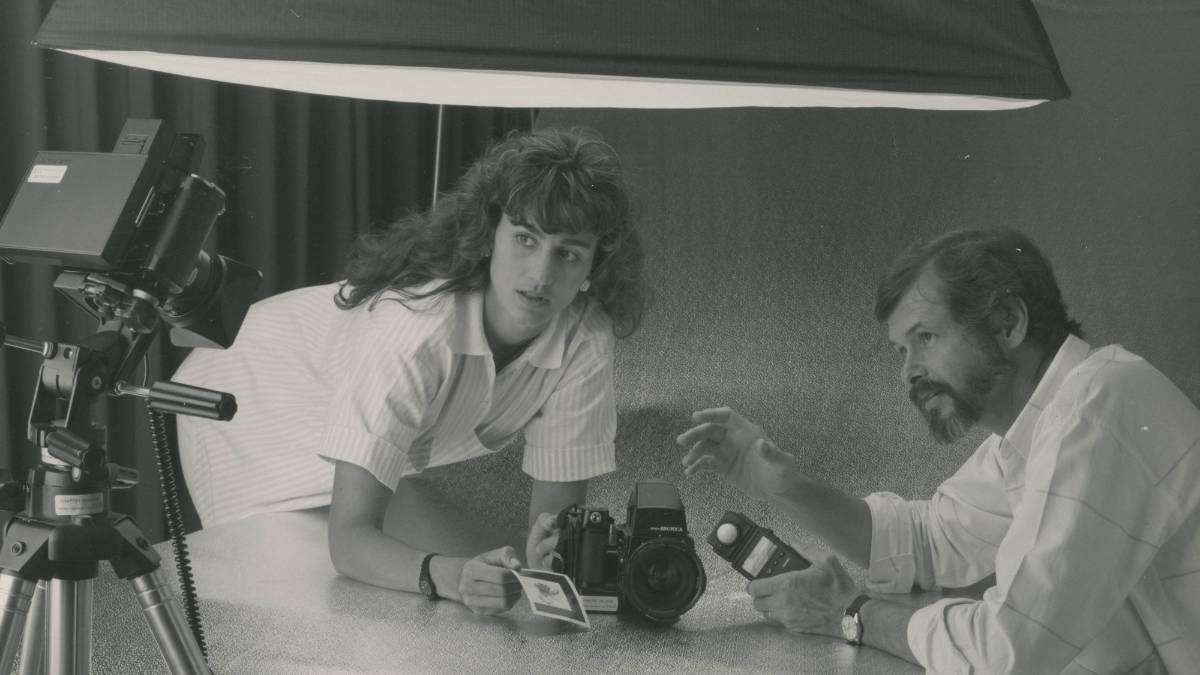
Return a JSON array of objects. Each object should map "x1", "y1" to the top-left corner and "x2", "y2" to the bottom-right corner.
[{"x1": 484, "y1": 213, "x2": 598, "y2": 347}]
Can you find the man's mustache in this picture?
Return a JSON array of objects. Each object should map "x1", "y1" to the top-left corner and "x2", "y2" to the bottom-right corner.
[{"x1": 909, "y1": 379, "x2": 954, "y2": 407}]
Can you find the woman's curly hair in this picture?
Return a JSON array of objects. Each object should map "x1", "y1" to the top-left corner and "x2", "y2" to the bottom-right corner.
[{"x1": 336, "y1": 126, "x2": 648, "y2": 338}]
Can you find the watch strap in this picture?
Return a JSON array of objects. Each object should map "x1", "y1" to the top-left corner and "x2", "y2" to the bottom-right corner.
[
  {"x1": 419, "y1": 553, "x2": 439, "y2": 600},
  {"x1": 844, "y1": 594, "x2": 871, "y2": 645}
]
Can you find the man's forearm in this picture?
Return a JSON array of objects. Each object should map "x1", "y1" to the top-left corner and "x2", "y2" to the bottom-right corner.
[
  {"x1": 768, "y1": 464, "x2": 873, "y2": 568},
  {"x1": 860, "y1": 598, "x2": 919, "y2": 665}
]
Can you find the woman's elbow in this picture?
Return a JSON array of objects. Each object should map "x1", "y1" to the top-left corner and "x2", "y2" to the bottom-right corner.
[{"x1": 327, "y1": 522, "x2": 367, "y2": 579}]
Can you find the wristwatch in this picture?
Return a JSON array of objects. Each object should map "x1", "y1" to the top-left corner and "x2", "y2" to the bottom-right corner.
[
  {"x1": 841, "y1": 594, "x2": 871, "y2": 645},
  {"x1": 418, "y1": 553, "x2": 439, "y2": 600}
]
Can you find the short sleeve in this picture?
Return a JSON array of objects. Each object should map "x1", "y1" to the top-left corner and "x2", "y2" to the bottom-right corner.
[{"x1": 317, "y1": 305, "x2": 445, "y2": 490}]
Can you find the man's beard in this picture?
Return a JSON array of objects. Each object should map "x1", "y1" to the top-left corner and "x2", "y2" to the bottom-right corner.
[{"x1": 909, "y1": 336, "x2": 1013, "y2": 444}]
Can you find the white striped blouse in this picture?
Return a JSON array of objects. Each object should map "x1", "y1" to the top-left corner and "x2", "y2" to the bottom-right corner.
[{"x1": 173, "y1": 280, "x2": 617, "y2": 528}]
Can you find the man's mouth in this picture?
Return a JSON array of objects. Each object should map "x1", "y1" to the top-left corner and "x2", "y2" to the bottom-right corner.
[{"x1": 910, "y1": 385, "x2": 946, "y2": 408}]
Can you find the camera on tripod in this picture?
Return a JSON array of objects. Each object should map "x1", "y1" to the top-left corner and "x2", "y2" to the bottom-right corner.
[
  {"x1": 552, "y1": 479, "x2": 706, "y2": 624},
  {"x1": 0, "y1": 118, "x2": 262, "y2": 674}
]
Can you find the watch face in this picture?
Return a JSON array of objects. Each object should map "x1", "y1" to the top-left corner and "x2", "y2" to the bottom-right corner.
[{"x1": 841, "y1": 614, "x2": 860, "y2": 641}]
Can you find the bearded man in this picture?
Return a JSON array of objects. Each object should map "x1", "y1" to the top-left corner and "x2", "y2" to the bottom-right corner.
[{"x1": 678, "y1": 229, "x2": 1199, "y2": 674}]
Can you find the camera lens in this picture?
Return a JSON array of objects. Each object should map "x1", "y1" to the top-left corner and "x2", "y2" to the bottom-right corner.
[{"x1": 620, "y1": 539, "x2": 706, "y2": 623}]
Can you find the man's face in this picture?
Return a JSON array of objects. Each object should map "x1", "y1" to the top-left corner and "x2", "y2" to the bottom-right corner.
[
  {"x1": 885, "y1": 267, "x2": 1013, "y2": 444},
  {"x1": 484, "y1": 213, "x2": 597, "y2": 345}
]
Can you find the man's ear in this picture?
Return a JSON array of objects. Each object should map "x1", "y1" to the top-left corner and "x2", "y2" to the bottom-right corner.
[{"x1": 994, "y1": 295, "x2": 1030, "y2": 349}]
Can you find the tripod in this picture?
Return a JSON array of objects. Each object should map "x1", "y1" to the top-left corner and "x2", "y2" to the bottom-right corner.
[
  {"x1": 0, "y1": 324, "x2": 233, "y2": 674},
  {"x1": 0, "y1": 458, "x2": 207, "y2": 674}
]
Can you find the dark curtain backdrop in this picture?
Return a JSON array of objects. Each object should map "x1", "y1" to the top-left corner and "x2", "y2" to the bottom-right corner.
[{"x1": 0, "y1": 0, "x2": 529, "y2": 540}]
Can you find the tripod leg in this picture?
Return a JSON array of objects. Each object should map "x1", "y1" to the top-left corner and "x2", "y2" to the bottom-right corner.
[
  {"x1": 46, "y1": 578, "x2": 92, "y2": 675},
  {"x1": 0, "y1": 572, "x2": 37, "y2": 673},
  {"x1": 130, "y1": 569, "x2": 209, "y2": 674},
  {"x1": 17, "y1": 580, "x2": 46, "y2": 675}
]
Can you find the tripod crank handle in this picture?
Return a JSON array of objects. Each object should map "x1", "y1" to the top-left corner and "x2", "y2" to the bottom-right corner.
[{"x1": 115, "y1": 380, "x2": 237, "y2": 421}]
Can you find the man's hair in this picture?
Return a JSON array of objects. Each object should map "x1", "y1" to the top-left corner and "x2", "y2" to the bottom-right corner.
[
  {"x1": 874, "y1": 229, "x2": 1082, "y2": 350},
  {"x1": 335, "y1": 126, "x2": 648, "y2": 338}
]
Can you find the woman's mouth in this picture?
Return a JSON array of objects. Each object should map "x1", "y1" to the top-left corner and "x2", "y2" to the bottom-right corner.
[{"x1": 517, "y1": 289, "x2": 549, "y2": 306}]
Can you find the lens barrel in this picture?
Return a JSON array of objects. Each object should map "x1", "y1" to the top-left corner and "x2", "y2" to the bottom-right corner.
[{"x1": 619, "y1": 538, "x2": 706, "y2": 623}]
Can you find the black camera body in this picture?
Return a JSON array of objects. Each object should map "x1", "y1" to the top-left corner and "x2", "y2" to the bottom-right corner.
[
  {"x1": 0, "y1": 118, "x2": 260, "y2": 353},
  {"x1": 553, "y1": 480, "x2": 706, "y2": 623},
  {"x1": 707, "y1": 511, "x2": 810, "y2": 580}
]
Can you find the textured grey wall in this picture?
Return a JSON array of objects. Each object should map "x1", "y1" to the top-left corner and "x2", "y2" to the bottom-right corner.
[{"x1": 526, "y1": 3, "x2": 1200, "y2": 572}]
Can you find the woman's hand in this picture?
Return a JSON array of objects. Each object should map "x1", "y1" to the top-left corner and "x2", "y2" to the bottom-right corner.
[
  {"x1": 526, "y1": 512, "x2": 561, "y2": 570},
  {"x1": 455, "y1": 546, "x2": 524, "y2": 615}
]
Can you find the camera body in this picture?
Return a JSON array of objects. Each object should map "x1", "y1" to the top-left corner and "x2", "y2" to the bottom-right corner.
[
  {"x1": 0, "y1": 118, "x2": 261, "y2": 353},
  {"x1": 553, "y1": 480, "x2": 706, "y2": 623},
  {"x1": 707, "y1": 511, "x2": 810, "y2": 580}
]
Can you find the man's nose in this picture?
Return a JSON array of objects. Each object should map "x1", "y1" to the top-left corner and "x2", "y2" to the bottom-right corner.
[{"x1": 901, "y1": 354, "x2": 926, "y2": 387}]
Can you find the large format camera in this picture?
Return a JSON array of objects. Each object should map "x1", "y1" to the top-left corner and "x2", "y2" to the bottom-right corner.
[
  {"x1": 0, "y1": 118, "x2": 260, "y2": 356},
  {"x1": 553, "y1": 480, "x2": 706, "y2": 623}
]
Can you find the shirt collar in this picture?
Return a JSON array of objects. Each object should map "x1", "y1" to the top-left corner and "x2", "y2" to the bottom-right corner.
[
  {"x1": 1001, "y1": 334, "x2": 1092, "y2": 458},
  {"x1": 448, "y1": 288, "x2": 573, "y2": 370}
]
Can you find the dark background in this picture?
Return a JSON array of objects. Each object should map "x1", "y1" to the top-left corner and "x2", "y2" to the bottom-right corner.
[{"x1": 2, "y1": 0, "x2": 1197, "y2": 570}]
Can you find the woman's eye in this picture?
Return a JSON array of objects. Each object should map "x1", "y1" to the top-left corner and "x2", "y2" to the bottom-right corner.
[
  {"x1": 515, "y1": 233, "x2": 535, "y2": 247},
  {"x1": 560, "y1": 249, "x2": 580, "y2": 263}
]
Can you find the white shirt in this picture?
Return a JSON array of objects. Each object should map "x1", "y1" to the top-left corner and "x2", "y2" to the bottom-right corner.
[
  {"x1": 865, "y1": 336, "x2": 1200, "y2": 674},
  {"x1": 174, "y1": 281, "x2": 617, "y2": 528}
]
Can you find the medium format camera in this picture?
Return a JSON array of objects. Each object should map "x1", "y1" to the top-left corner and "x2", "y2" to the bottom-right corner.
[{"x1": 552, "y1": 479, "x2": 706, "y2": 623}]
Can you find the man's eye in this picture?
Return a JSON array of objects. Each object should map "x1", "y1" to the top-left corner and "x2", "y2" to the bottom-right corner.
[{"x1": 919, "y1": 332, "x2": 936, "y2": 345}]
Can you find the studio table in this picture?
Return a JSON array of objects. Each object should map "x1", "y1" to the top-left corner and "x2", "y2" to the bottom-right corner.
[{"x1": 80, "y1": 510, "x2": 925, "y2": 674}]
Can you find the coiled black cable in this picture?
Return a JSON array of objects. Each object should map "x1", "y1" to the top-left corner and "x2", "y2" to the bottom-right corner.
[{"x1": 147, "y1": 405, "x2": 209, "y2": 659}]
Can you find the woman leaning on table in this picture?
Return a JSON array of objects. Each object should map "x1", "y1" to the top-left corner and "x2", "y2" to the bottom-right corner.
[{"x1": 173, "y1": 127, "x2": 647, "y2": 614}]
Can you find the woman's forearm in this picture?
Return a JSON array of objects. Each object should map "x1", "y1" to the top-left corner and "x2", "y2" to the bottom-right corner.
[{"x1": 329, "y1": 521, "x2": 466, "y2": 601}]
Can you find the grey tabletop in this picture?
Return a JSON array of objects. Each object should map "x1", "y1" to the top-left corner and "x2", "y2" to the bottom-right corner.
[{"x1": 84, "y1": 510, "x2": 925, "y2": 674}]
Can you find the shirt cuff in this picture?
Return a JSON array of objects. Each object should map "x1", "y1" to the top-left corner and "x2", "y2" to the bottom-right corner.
[
  {"x1": 318, "y1": 423, "x2": 418, "y2": 490},
  {"x1": 522, "y1": 442, "x2": 616, "y2": 481},
  {"x1": 907, "y1": 597, "x2": 980, "y2": 673},
  {"x1": 864, "y1": 491, "x2": 918, "y2": 593}
]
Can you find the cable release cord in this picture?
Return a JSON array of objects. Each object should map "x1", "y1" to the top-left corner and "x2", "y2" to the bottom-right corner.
[{"x1": 147, "y1": 404, "x2": 209, "y2": 660}]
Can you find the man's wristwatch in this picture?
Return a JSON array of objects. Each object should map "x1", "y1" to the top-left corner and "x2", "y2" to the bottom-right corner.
[
  {"x1": 418, "y1": 553, "x2": 439, "y2": 600},
  {"x1": 841, "y1": 594, "x2": 871, "y2": 646}
]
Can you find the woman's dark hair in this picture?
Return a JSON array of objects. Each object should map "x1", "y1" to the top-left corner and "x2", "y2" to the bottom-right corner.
[
  {"x1": 336, "y1": 127, "x2": 648, "y2": 338},
  {"x1": 874, "y1": 229, "x2": 1082, "y2": 350}
]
